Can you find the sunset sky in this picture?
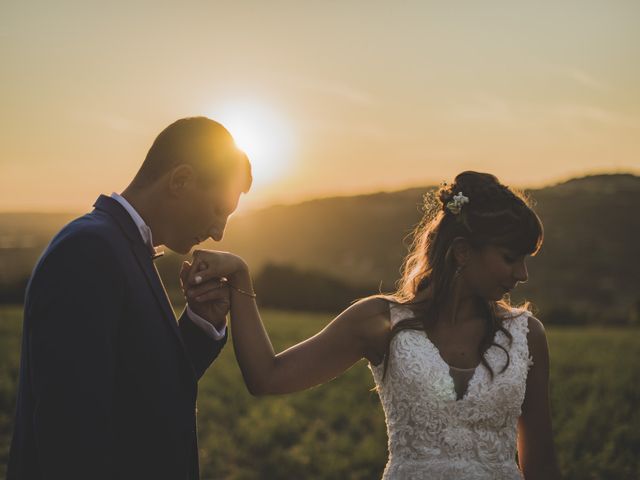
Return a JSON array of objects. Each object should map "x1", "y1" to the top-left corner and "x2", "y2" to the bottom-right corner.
[{"x1": 1, "y1": 1, "x2": 639, "y2": 212}]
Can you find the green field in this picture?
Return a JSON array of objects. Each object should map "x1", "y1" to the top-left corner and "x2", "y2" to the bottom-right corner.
[{"x1": 1, "y1": 306, "x2": 639, "y2": 479}]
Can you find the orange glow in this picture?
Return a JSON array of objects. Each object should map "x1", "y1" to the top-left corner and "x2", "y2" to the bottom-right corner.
[{"x1": 211, "y1": 102, "x2": 295, "y2": 188}]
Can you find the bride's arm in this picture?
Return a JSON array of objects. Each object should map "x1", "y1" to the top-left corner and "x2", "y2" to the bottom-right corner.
[
  {"x1": 516, "y1": 316, "x2": 561, "y2": 480},
  {"x1": 186, "y1": 251, "x2": 390, "y2": 395}
]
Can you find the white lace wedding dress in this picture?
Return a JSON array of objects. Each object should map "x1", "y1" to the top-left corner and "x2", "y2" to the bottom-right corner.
[{"x1": 369, "y1": 303, "x2": 534, "y2": 479}]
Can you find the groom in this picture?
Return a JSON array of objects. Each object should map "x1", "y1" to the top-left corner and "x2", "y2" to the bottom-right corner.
[{"x1": 7, "y1": 117, "x2": 252, "y2": 479}]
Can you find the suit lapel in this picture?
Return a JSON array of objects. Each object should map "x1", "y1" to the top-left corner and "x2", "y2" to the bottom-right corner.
[
  {"x1": 93, "y1": 195, "x2": 193, "y2": 377},
  {"x1": 130, "y1": 240, "x2": 185, "y2": 344}
]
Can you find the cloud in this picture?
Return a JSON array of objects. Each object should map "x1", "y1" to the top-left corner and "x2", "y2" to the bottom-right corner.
[
  {"x1": 447, "y1": 94, "x2": 515, "y2": 124},
  {"x1": 305, "y1": 80, "x2": 374, "y2": 106},
  {"x1": 548, "y1": 104, "x2": 640, "y2": 129},
  {"x1": 560, "y1": 67, "x2": 608, "y2": 92},
  {"x1": 275, "y1": 72, "x2": 375, "y2": 107},
  {"x1": 446, "y1": 92, "x2": 640, "y2": 132},
  {"x1": 70, "y1": 109, "x2": 145, "y2": 133},
  {"x1": 100, "y1": 114, "x2": 146, "y2": 134}
]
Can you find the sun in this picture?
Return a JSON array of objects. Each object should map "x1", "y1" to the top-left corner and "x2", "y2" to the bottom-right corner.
[{"x1": 210, "y1": 102, "x2": 294, "y2": 187}]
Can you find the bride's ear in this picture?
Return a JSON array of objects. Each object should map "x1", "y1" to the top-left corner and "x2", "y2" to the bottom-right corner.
[{"x1": 168, "y1": 164, "x2": 196, "y2": 197}]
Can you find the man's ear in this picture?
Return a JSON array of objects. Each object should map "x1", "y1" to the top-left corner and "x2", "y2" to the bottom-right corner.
[
  {"x1": 451, "y1": 236, "x2": 471, "y2": 267},
  {"x1": 168, "y1": 164, "x2": 196, "y2": 197}
]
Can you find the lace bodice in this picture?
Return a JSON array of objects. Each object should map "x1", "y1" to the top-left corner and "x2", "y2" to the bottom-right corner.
[{"x1": 369, "y1": 303, "x2": 534, "y2": 479}]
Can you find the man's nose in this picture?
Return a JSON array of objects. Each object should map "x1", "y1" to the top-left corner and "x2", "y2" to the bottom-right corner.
[
  {"x1": 208, "y1": 231, "x2": 222, "y2": 242},
  {"x1": 208, "y1": 223, "x2": 226, "y2": 242}
]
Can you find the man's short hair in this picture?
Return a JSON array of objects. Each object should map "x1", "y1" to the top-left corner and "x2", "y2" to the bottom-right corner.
[{"x1": 132, "y1": 116, "x2": 252, "y2": 192}]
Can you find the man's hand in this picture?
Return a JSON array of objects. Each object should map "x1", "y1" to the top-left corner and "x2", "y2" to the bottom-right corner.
[{"x1": 180, "y1": 261, "x2": 230, "y2": 331}]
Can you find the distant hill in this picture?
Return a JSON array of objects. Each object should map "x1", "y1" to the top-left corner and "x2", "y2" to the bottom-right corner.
[
  {"x1": 212, "y1": 173, "x2": 640, "y2": 322},
  {"x1": 518, "y1": 174, "x2": 639, "y2": 321},
  {"x1": 1, "y1": 174, "x2": 638, "y2": 322}
]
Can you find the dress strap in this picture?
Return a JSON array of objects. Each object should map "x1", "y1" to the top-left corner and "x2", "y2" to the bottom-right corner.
[
  {"x1": 389, "y1": 302, "x2": 417, "y2": 328},
  {"x1": 501, "y1": 309, "x2": 535, "y2": 369}
]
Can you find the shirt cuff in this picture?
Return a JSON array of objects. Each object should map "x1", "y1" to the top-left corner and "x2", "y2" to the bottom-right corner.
[{"x1": 186, "y1": 305, "x2": 227, "y2": 341}]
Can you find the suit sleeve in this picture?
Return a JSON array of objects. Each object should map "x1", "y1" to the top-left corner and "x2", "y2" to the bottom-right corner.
[
  {"x1": 178, "y1": 310, "x2": 227, "y2": 380},
  {"x1": 27, "y1": 234, "x2": 123, "y2": 479}
]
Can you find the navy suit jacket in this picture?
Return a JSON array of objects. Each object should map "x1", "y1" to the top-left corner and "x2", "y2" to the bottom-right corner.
[{"x1": 7, "y1": 195, "x2": 227, "y2": 479}]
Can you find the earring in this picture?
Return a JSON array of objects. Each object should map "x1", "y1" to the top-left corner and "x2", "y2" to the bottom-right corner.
[{"x1": 454, "y1": 264, "x2": 465, "y2": 278}]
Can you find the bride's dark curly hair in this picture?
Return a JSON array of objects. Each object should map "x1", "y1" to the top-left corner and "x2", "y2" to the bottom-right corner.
[{"x1": 381, "y1": 171, "x2": 544, "y2": 380}]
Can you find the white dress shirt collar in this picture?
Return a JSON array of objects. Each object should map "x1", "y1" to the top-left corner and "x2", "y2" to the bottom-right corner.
[{"x1": 110, "y1": 192, "x2": 155, "y2": 253}]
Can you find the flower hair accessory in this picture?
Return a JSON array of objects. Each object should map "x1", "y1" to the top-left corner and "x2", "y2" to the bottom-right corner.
[{"x1": 446, "y1": 191, "x2": 469, "y2": 215}]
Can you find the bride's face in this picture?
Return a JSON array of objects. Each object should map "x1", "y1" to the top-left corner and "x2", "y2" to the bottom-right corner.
[{"x1": 463, "y1": 244, "x2": 529, "y2": 301}]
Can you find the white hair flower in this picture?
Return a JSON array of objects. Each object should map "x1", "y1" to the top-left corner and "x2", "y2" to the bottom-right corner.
[{"x1": 446, "y1": 191, "x2": 469, "y2": 215}]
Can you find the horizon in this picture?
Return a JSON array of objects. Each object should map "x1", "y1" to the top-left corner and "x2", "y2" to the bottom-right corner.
[{"x1": 0, "y1": 169, "x2": 636, "y2": 216}]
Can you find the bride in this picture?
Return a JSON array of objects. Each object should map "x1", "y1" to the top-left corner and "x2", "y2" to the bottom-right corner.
[{"x1": 184, "y1": 171, "x2": 561, "y2": 479}]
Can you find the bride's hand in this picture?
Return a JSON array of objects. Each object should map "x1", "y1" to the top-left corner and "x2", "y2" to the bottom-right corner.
[{"x1": 187, "y1": 249, "x2": 248, "y2": 286}]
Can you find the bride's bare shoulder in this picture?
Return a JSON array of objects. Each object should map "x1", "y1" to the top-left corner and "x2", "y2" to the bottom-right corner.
[
  {"x1": 337, "y1": 296, "x2": 392, "y2": 363},
  {"x1": 526, "y1": 315, "x2": 549, "y2": 365},
  {"x1": 343, "y1": 296, "x2": 391, "y2": 322}
]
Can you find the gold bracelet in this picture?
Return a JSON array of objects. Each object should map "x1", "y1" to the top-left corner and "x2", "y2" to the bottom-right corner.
[{"x1": 227, "y1": 282, "x2": 257, "y2": 298}]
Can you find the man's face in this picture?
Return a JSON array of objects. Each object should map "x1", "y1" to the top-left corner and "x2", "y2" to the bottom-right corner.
[{"x1": 166, "y1": 173, "x2": 244, "y2": 254}]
